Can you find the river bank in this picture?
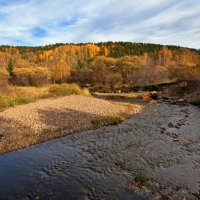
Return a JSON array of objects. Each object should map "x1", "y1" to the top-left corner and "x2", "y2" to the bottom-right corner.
[{"x1": 0, "y1": 94, "x2": 142, "y2": 154}]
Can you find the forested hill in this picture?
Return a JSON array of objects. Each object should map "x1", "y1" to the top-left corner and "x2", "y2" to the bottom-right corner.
[
  {"x1": 0, "y1": 42, "x2": 200, "y2": 89},
  {"x1": 97, "y1": 42, "x2": 199, "y2": 57},
  {"x1": 0, "y1": 42, "x2": 199, "y2": 57}
]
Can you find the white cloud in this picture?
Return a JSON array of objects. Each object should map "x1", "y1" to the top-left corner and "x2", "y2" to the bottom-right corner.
[{"x1": 0, "y1": 0, "x2": 199, "y2": 48}]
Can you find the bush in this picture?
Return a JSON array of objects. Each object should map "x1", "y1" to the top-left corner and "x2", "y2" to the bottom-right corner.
[
  {"x1": 13, "y1": 67, "x2": 50, "y2": 86},
  {"x1": 49, "y1": 83, "x2": 90, "y2": 97},
  {"x1": 0, "y1": 84, "x2": 90, "y2": 111},
  {"x1": 0, "y1": 67, "x2": 9, "y2": 80},
  {"x1": 0, "y1": 92, "x2": 36, "y2": 111},
  {"x1": 135, "y1": 171, "x2": 149, "y2": 184},
  {"x1": 107, "y1": 114, "x2": 125, "y2": 125},
  {"x1": 14, "y1": 94, "x2": 35, "y2": 105},
  {"x1": 0, "y1": 68, "x2": 9, "y2": 94},
  {"x1": 71, "y1": 68, "x2": 95, "y2": 85},
  {"x1": 0, "y1": 94, "x2": 14, "y2": 111},
  {"x1": 91, "y1": 118, "x2": 103, "y2": 128},
  {"x1": 91, "y1": 113, "x2": 125, "y2": 128}
]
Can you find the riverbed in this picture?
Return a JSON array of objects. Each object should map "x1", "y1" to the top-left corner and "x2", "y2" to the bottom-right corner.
[{"x1": 0, "y1": 100, "x2": 199, "y2": 199}]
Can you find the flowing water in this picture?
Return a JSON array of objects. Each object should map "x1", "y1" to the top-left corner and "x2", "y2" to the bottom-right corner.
[{"x1": 0, "y1": 97, "x2": 200, "y2": 200}]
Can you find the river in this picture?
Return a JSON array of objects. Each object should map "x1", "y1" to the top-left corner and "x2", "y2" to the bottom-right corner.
[{"x1": 0, "y1": 98, "x2": 200, "y2": 199}]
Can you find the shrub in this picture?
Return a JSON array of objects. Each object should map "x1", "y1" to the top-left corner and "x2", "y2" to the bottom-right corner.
[
  {"x1": 82, "y1": 88, "x2": 90, "y2": 96},
  {"x1": 0, "y1": 84, "x2": 90, "y2": 111},
  {"x1": 14, "y1": 94, "x2": 35, "y2": 105},
  {"x1": 91, "y1": 117, "x2": 107, "y2": 128},
  {"x1": 135, "y1": 171, "x2": 149, "y2": 184},
  {"x1": 71, "y1": 68, "x2": 95, "y2": 85},
  {"x1": 49, "y1": 83, "x2": 89, "y2": 97},
  {"x1": 0, "y1": 92, "x2": 36, "y2": 111},
  {"x1": 0, "y1": 68, "x2": 9, "y2": 94},
  {"x1": 106, "y1": 114, "x2": 125, "y2": 125},
  {"x1": 0, "y1": 94, "x2": 14, "y2": 111},
  {"x1": 0, "y1": 67, "x2": 9, "y2": 79},
  {"x1": 91, "y1": 114, "x2": 125, "y2": 128},
  {"x1": 13, "y1": 67, "x2": 50, "y2": 86}
]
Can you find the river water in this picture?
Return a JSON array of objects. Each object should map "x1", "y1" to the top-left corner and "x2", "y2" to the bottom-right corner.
[{"x1": 0, "y1": 98, "x2": 200, "y2": 200}]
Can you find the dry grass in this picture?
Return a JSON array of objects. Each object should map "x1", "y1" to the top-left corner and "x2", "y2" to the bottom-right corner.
[
  {"x1": 0, "y1": 85, "x2": 143, "y2": 154},
  {"x1": 13, "y1": 86, "x2": 49, "y2": 99},
  {"x1": 91, "y1": 113, "x2": 125, "y2": 128},
  {"x1": 48, "y1": 83, "x2": 90, "y2": 97},
  {"x1": 0, "y1": 84, "x2": 90, "y2": 111}
]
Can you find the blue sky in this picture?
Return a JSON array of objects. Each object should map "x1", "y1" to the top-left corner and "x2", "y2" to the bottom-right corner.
[{"x1": 0, "y1": 0, "x2": 199, "y2": 48}]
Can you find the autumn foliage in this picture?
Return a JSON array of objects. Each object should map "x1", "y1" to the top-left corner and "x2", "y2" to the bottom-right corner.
[
  {"x1": 0, "y1": 68, "x2": 9, "y2": 93},
  {"x1": 12, "y1": 67, "x2": 50, "y2": 86},
  {"x1": 0, "y1": 42, "x2": 199, "y2": 89}
]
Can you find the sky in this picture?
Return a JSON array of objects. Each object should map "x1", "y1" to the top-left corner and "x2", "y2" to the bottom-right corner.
[{"x1": 0, "y1": 0, "x2": 199, "y2": 48}]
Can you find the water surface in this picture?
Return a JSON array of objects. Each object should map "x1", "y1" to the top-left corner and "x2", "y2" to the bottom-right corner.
[{"x1": 0, "y1": 101, "x2": 200, "y2": 200}]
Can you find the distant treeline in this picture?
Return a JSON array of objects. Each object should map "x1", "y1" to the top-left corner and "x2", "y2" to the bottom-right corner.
[
  {"x1": 0, "y1": 41, "x2": 199, "y2": 55},
  {"x1": 0, "y1": 42, "x2": 200, "y2": 91}
]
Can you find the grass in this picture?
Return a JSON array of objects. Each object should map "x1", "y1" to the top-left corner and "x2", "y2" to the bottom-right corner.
[
  {"x1": 107, "y1": 114, "x2": 125, "y2": 125},
  {"x1": 0, "y1": 94, "x2": 14, "y2": 111},
  {"x1": 0, "y1": 93, "x2": 36, "y2": 111},
  {"x1": 14, "y1": 95, "x2": 35, "y2": 105},
  {"x1": 49, "y1": 83, "x2": 90, "y2": 97},
  {"x1": 91, "y1": 118, "x2": 103, "y2": 128},
  {"x1": 134, "y1": 171, "x2": 149, "y2": 184},
  {"x1": 91, "y1": 113, "x2": 125, "y2": 128},
  {"x1": 0, "y1": 83, "x2": 90, "y2": 111}
]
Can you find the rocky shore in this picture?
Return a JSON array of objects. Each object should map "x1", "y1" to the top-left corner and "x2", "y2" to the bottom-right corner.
[{"x1": 0, "y1": 95, "x2": 142, "y2": 154}]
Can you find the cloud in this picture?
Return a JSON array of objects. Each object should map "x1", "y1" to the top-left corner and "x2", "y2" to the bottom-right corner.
[{"x1": 0, "y1": 0, "x2": 199, "y2": 48}]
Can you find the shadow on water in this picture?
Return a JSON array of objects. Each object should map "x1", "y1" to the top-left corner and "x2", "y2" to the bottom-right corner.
[{"x1": 0, "y1": 103, "x2": 147, "y2": 200}]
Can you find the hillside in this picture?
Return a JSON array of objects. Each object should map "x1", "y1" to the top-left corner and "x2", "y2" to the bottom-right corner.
[{"x1": 0, "y1": 42, "x2": 200, "y2": 92}]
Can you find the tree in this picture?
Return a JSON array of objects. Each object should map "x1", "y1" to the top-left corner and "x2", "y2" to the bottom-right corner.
[
  {"x1": 12, "y1": 67, "x2": 50, "y2": 86},
  {"x1": 77, "y1": 59, "x2": 87, "y2": 70},
  {"x1": 0, "y1": 67, "x2": 9, "y2": 93},
  {"x1": 116, "y1": 56, "x2": 144, "y2": 85},
  {"x1": 7, "y1": 59, "x2": 14, "y2": 76}
]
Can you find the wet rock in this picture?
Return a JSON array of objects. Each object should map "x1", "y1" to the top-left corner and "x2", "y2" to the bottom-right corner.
[
  {"x1": 168, "y1": 122, "x2": 174, "y2": 128},
  {"x1": 160, "y1": 127, "x2": 166, "y2": 134}
]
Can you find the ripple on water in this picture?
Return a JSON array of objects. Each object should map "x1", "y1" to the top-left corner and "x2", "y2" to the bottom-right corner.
[{"x1": 1, "y1": 102, "x2": 199, "y2": 199}]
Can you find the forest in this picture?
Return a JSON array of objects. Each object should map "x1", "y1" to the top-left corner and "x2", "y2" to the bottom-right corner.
[{"x1": 0, "y1": 42, "x2": 200, "y2": 92}]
